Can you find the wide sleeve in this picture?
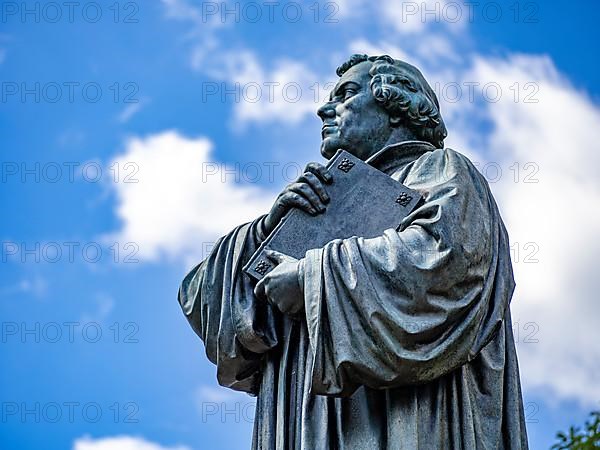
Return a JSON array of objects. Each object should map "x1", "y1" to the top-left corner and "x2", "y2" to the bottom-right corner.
[
  {"x1": 178, "y1": 215, "x2": 280, "y2": 394},
  {"x1": 302, "y1": 149, "x2": 516, "y2": 397}
]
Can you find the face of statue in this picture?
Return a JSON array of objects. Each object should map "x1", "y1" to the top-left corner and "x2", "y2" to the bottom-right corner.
[{"x1": 317, "y1": 61, "x2": 394, "y2": 161}]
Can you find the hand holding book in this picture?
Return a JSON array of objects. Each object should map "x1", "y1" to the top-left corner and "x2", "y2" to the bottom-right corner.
[
  {"x1": 261, "y1": 162, "x2": 333, "y2": 238},
  {"x1": 253, "y1": 249, "x2": 304, "y2": 315}
]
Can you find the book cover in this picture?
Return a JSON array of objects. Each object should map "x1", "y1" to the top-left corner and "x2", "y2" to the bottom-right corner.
[{"x1": 243, "y1": 150, "x2": 422, "y2": 281}]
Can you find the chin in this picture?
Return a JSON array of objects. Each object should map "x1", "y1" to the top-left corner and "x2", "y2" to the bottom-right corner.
[
  {"x1": 320, "y1": 138, "x2": 342, "y2": 160},
  {"x1": 320, "y1": 147, "x2": 335, "y2": 160}
]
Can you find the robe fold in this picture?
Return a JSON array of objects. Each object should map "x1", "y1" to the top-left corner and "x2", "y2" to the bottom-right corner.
[{"x1": 178, "y1": 141, "x2": 529, "y2": 449}]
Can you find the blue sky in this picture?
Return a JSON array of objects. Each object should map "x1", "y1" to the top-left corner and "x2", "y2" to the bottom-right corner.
[{"x1": 1, "y1": 1, "x2": 600, "y2": 449}]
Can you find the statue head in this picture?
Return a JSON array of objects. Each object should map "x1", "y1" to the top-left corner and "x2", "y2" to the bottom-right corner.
[{"x1": 317, "y1": 54, "x2": 447, "y2": 161}]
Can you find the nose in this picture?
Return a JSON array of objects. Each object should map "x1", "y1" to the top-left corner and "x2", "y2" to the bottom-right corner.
[{"x1": 317, "y1": 101, "x2": 336, "y2": 121}]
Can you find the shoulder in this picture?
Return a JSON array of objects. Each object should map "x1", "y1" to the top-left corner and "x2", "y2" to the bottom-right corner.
[
  {"x1": 407, "y1": 147, "x2": 487, "y2": 189},
  {"x1": 414, "y1": 147, "x2": 482, "y2": 179},
  {"x1": 404, "y1": 147, "x2": 492, "y2": 210}
]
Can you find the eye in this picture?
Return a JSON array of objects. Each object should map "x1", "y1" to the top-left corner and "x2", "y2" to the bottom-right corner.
[{"x1": 342, "y1": 87, "x2": 357, "y2": 101}]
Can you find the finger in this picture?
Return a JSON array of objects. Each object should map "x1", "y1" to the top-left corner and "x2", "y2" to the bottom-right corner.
[
  {"x1": 298, "y1": 172, "x2": 330, "y2": 203},
  {"x1": 280, "y1": 191, "x2": 318, "y2": 215},
  {"x1": 305, "y1": 162, "x2": 333, "y2": 184},
  {"x1": 264, "y1": 249, "x2": 298, "y2": 264},
  {"x1": 289, "y1": 182, "x2": 326, "y2": 212},
  {"x1": 254, "y1": 277, "x2": 267, "y2": 299}
]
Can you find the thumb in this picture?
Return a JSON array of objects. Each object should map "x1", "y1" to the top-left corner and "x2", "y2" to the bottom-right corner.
[
  {"x1": 254, "y1": 276, "x2": 267, "y2": 299},
  {"x1": 264, "y1": 249, "x2": 298, "y2": 264}
]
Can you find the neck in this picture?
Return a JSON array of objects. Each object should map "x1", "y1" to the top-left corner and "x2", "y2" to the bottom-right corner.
[
  {"x1": 363, "y1": 126, "x2": 419, "y2": 160},
  {"x1": 366, "y1": 140, "x2": 435, "y2": 173},
  {"x1": 383, "y1": 127, "x2": 419, "y2": 149}
]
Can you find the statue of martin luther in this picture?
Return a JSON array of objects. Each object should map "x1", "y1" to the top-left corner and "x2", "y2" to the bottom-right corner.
[{"x1": 178, "y1": 54, "x2": 529, "y2": 449}]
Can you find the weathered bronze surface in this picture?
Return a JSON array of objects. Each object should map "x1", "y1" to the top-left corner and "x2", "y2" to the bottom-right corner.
[{"x1": 178, "y1": 54, "x2": 529, "y2": 449}]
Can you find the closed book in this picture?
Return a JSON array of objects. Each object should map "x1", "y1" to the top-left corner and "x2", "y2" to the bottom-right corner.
[{"x1": 243, "y1": 150, "x2": 421, "y2": 281}]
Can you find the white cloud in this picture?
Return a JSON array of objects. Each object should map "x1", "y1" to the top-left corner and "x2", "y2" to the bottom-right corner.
[
  {"x1": 348, "y1": 39, "x2": 411, "y2": 63},
  {"x1": 161, "y1": 0, "x2": 226, "y2": 31},
  {"x1": 195, "y1": 384, "x2": 252, "y2": 405},
  {"x1": 57, "y1": 129, "x2": 86, "y2": 148},
  {"x1": 0, "y1": 34, "x2": 9, "y2": 65},
  {"x1": 104, "y1": 131, "x2": 273, "y2": 264},
  {"x1": 194, "y1": 384, "x2": 256, "y2": 425},
  {"x1": 0, "y1": 276, "x2": 47, "y2": 299},
  {"x1": 117, "y1": 98, "x2": 149, "y2": 124},
  {"x1": 79, "y1": 293, "x2": 115, "y2": 323},
  {"x1": 163, "y1": 0, "x2": 331, "y2": 127},
  {"x1": 413, "y1": 33, "x2": 461, "y2": 64},
  {"x1": 381, "y1": 0, "x2": 467, "y2": 34},
  {"x1": 161, "y1": 0, "x2": 201, "y2": 21},
  {"x1": 452, "y1": 53, "x2": 600, "y2": 405},
  {"x1": 195, "y1": 50, "x2": 331, "y2": 126},
  {"x1": 331, "y1": 0, "x2": 368, "y2": 19},
  {"x1": 161, "y1": 0, "x2": 228, "y2": 75},
  {"x1": 162, "y1": 0, "x2": 472, "y2": 128},
  {"x1": 73, "y1": 435, "x2": 190, "y2": 450}
]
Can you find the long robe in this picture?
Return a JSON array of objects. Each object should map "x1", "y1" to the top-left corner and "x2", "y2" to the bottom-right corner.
[{"x1": 178, "y1": 141, "x2": 529, "y2": 449}]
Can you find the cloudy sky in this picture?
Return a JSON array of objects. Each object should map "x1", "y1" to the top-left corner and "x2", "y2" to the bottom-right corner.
[{"x1": 1, "y1": 1, "x2": 599, "y2": 449}]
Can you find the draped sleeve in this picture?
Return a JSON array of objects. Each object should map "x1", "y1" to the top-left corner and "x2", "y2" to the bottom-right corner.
[
  {"x1": 302, "y1": 148, "x2": 516, "y2": 397},
  {"x1": 178, "y1": 216, "x2": 280, "y2": 394}
]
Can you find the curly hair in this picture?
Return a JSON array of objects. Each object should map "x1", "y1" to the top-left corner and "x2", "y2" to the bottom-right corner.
[{"x1": 336, "y1": 54, "x2": 447, "y2": 149}]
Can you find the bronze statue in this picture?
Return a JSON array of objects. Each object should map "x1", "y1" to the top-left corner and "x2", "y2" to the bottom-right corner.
[{"x1": 178, "y1": 54, "x2": 529, "y2": 449}]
